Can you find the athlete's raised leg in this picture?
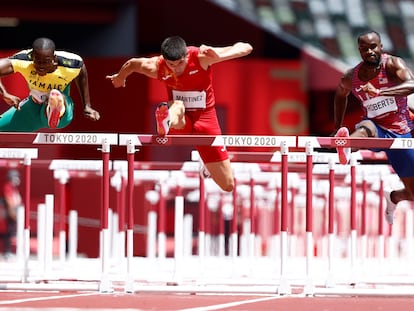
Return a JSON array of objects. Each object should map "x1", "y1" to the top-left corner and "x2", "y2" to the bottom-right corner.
[
  {"x1": 46, "y1": 89, "x2": 66, "y2": 129},
  {"x1": 155, "y1": 100, "x2": 186, "y2": 135},
  {"x1": 169, "y1": 100, "x2": 186, "y2": 130},
  {"x1": 335, "y1": 127, "x2": 351, "y2": 164},
  {"x1": 155, "y1": 102, "x2": 170, "y2": 136},
  {"x1": 205, "y1": 159, "x2": 234, "y2": 192}
]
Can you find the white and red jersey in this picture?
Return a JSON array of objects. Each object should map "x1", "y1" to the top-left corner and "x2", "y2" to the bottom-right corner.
[
  {"x1": 351, "y1": 53, "x2": 414, "y2": 134},
  {"x1": 156, "y1": 47, "x2": 215, "y2": 110}
]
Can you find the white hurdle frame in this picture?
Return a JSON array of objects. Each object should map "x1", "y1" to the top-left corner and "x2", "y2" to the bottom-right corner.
[
  {"x1": 118, "y1": 134, "x2": 414, "y2": 296},
  {"x1": 0, "y1": 148, "x2": 38, "y2": 282},
  {"x1": 2, "y1": 133, "x2": 414, "y2": 296},
  {"x1": 119, "y1": 134, "x2": 297, "y2": 293},
  {"x1": 0, "y1": 132, "x2": 117, "y2": 292}
]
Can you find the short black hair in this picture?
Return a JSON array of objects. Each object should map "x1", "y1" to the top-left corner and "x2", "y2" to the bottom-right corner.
[
  {"x1": 32, "y1": 37, "x2": 56, "y2": 51},
  {"x1": 357, "y1": 30, "x2": 381, "y2": 43},
  {"x1": 161, "y1": 36, "x2": 187, "y2": 61}
]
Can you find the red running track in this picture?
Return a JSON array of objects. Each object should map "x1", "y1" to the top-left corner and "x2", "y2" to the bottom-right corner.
[{"x1": 1, "y1": 290, "x2": 414, "y2": 311}]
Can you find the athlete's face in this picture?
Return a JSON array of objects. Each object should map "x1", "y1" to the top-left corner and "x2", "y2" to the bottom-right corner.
[
  {"x1": 32, "y1": 48, "x2": 57, "y2": 76},
  {"x1": 358, "y1": 33, "x2": 382, "y2": 67},
  {"x1": 165, "y1": 55, "x2": 188, "y2": 76}
]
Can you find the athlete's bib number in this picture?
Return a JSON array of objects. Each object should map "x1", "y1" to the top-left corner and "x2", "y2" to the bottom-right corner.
[
  {"x1": 30, "y1": 90, "x2": 49, "y2": 104},
  {"x1": 363, "y1": 96, "x2": 397, "y2": 118},
  {"x1": 172, "y1": 90, "x2": 206, "y2": 109}
]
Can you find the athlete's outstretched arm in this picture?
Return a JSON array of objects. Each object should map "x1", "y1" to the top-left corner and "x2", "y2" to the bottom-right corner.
[
  {"x1": 106, "y1": 56, "x2": 159, "y2": 88},
  {"x1": 75, "y1": 63, "x2": 100, "y2": 121},
  {"x1": 199, "y1": 42, "x2": 253, "y2": 67},
  {"x1": 0, "y1": 59, "x2": 21, "y2": 109},
  {"x1": 361, "y1": 56, "x2": 414, "y2": 97},
  {"x1": 0, "y1": 58, "x2": 14, "y2": 76}
]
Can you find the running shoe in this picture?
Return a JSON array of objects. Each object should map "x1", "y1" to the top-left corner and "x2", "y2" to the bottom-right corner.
[
  {"x1": 384, "y1": 189, "x2": 397, "y2": 225},
  {"x1": 199, "y1": 165, "x2": 211, "y2": 179},
  {"x1": 46, "y1": 90, "x2": 65, "y2": 129},
  {"x1": 155, "y1": 102, "x2": 170, "y2": 136},
  {"x1": 335, "y1": 127, "x2": 351, "y2": 165}
]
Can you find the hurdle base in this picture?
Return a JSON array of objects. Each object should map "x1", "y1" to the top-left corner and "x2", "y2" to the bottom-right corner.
[
  {"x1": 124, "y1": 274, "x2": 135, "y2": 293},
  {"x1": 99, "y1": 275, "x2": 114, "y2": 293},
  {"x1": 276, "y1": 277, "x2": 291, "y2": 296},
  {"x1": 303, "y1": 277, "x2": 314, "y2": 296},
  {"x1": 325, "y1": 273, "x2": 336, "y2": 288}
]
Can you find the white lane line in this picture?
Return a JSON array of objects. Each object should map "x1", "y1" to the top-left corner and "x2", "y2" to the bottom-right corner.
[
  {"x1": 0, "y1": 292, "x2": 97, "y2": 305},
  {"x1": 181, "y1": 295, "x2": 284, "y2": 311},
  {"x1": 0, "y1": 309, "x2": 144, "y2": 311}
]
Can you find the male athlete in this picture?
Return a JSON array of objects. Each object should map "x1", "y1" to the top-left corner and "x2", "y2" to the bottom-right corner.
[
  {"x1": 0, "y1": 37, "x2": 100, "y2": 131},
  {"x1": 107, "y1": 36, "x2": 253, "y2": 192},
  {"x1": 333, "y1": 30, "x2": 414, "y2": 225}
]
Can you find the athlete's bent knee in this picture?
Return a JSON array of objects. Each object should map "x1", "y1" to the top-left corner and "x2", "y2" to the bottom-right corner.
[{"x1": 221, "y1": 179, "x2": 234, "y2": 192}]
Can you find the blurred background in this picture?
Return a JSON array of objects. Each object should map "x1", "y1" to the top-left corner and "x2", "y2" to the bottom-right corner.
[
  {"x1": 0, "y1": 0, "x2": 410, "y2": 257},
  {"x1": 1, "y1": 0, "x2": 410, "y2": 159}
]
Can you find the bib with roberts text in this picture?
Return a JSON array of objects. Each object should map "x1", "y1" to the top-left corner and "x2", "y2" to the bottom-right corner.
[{"x1": 362, "y1": 96, "x2": 397, "y2": 118}]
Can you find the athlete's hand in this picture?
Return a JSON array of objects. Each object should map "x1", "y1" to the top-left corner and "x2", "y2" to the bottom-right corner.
[
  {"x1": 2, "y1": 92, "x2": 21, "y2": 110},
  {"x1": 199, "y1": 45, "x2": 219, "y2": 59},
  {"x1": 106, "y1": 74, "x2": 126, "y2": 88},
  {"x1": 83, "y1": 105, "x2": 100, "y2": 121},
  {"x1": 360, "y1": 82, "x2": 379, "y2": 97}
]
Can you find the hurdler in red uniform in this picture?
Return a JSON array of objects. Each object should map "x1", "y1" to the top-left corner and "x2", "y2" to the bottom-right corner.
[{"x1": 107, "y1": 36, "x2": 253, "y2": 192}]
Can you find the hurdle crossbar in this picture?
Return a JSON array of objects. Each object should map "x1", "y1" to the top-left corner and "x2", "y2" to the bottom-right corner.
[
  {"x1": 0, "y1": 132, "x2": 117, "y2": 145},
  {"x1": 1, "y1": 132, "x2": 414, "y2": 150},
  {"x1": 0, "y1": 132, "x2": 117, "y2": 292},
  {"x1": 298, "y1": 136, "x2": 414, "y2": 149},
  {"x1": 113, "y1": 160, "x2": 189, "y2": 171},
  {"x1": 49, "y1": 159, "x2": 112, "y2": 171},
  {"x1": 119, "y1": 134, "x2": 296, "y2": 147},
  {"x1": 0, "y1": 148, "x2": 38, "y2": 159},
  {"x1": 119, "y1": 134, "x2": 414, "y2": 151}
]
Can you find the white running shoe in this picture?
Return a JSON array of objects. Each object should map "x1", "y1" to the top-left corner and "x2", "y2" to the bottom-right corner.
[
  {"x1": 335, "y1": 127, "x2": 351, "y2": 164},
  {"x1": 155, "y1": 102, "x2": 170, "y2": 136},
  {"x1": 46, "y1": 89, "x2": 65, "y2": 129},
  {"x1": 199, "y1": 165, "x2": 211, "y2": 179},
  {"x1": 384, "y1": 189, "x2": 397, "y2": 225}
]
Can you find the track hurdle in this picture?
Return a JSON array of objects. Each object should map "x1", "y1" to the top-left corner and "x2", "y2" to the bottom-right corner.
[
  {"x1": 0, "y1": 132, "x2": 117, "y2": 292},
  {"x1": 297, "y1": 135, "x2": 414, "y2": 296},
  {"x1": 0, "y1": 147, "x2": 37, "y2": 282},
  {"x1": 112, "y1": 159, "x2": 175, "y2": 285},
  {"x1": 118, "y1": 134, "x2": 297, "y2": 291},
  {"x1": 48, "y1": 159, "x2": 112, "y2": 264},
  {"x1": 134, "y1": 136, "x2": 413, "y2": 294},
  {"x1": 3, "y1": 133, "x2": 408, "y2": 293},
  {"x1": 40, "y1": 133, "x2": 117, "y2": 293},
  {"x1": 0, "y1": 132, "x2": 410, "y2": 295},
  {"x1": 111, "y1": 135, "x2": 414, "y2": 295},
  {"x1": 298, "y1": 137, "x2": 363, "y2": 292}
]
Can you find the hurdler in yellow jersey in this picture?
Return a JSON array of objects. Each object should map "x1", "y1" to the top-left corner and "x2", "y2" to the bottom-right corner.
[{"x1": 0, "y1": 37, "x2": 100, "y2": 132}]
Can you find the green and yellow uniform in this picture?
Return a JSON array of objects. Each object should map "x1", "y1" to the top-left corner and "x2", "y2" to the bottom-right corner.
[{"x1": 0, "y1": 49, "x2": 83, "y2": 131}]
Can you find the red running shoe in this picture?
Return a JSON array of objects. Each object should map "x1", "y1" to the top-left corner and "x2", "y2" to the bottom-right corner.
[
  {"x1": 155, "y1": 103, "x2": 170, "y2": 136},
  {"x1": 335, "y1": 127, "x2": 351, "y2": 164}
]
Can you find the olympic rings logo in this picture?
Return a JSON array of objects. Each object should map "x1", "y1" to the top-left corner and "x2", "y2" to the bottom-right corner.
[
  {"x1": 155, "y1": 137, "x2": 169, "y2": 145},
  {"x1": 334, "y1": 139, "x2": 348, "y2": 146}
]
